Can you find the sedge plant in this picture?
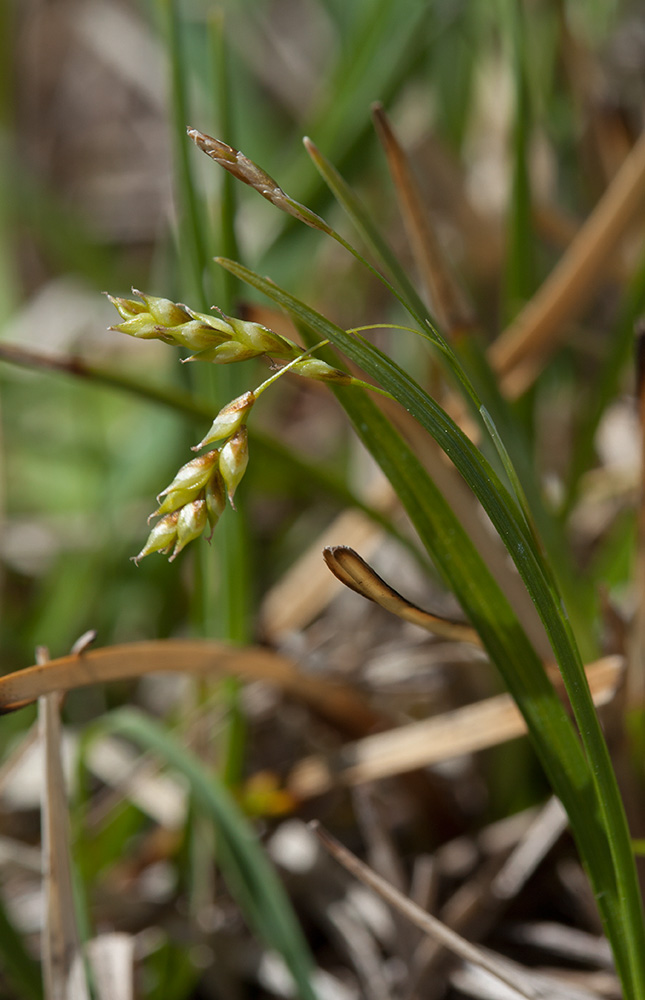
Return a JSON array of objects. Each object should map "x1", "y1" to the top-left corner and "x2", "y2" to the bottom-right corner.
[{"x1": 106, "y1": 127, "x2": 645, "y2": 999}]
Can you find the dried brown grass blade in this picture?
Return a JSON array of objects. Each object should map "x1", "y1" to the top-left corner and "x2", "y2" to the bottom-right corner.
[
  {"x1": 371, "y1": 103, "x2": 475, "y2": 337},
  {"x1": 490, "y1": 129, "x2": 645, "y2": 398},
  {"x1": 311, "y1": 822, "x2": 541, "y2": 1000},
  {"x1": 288, "y1": 657, "x2": 622, "y2": 798},
  {"x1": 409, "y1": 798, "x2": 570, "y2": 997},
  {"x1": 323, "y1": 545, "x2": 481, "y2": 645},
  {"x1": 0, "y1": 639, "x2": 382, "y2": 738},
  {"x1": 38, "y1": 647, "x2": 90, "y2": 1000},
  {"x1": 491, "y1": 797, "x2": 568, "y2": 903}
]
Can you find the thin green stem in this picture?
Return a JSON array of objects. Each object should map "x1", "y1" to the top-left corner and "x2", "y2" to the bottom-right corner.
[
  {"x1": 210, "y1": 10, "x2": 240, "y2": 306},
  {"x1": 348, "y1": 323, "x2": 420, "y2": 335},
  {"x1": 160, "y1": 0, "x2": 210, "y2": 312},
  {"x1": 253, "y1": 340, "x2": 331, "y2": 397},
  {"x1": 503, "y1": 0, "x2": 535, "y2": 321},
  {"x1": 205, "y1": 13, "x2": 252, "y2": 653}
]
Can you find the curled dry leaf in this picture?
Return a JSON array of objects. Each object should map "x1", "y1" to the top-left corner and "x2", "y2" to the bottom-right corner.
[{"x1": 323, "y1": 545, "x2": 481, "y2": 645}]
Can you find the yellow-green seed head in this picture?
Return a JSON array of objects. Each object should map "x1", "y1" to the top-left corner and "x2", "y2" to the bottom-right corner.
[
  {"x1": 181, "y1": 305, "x2": 235, "y2": 337},
  {"x1": 133, "y1": 290, "x2": 190, "y2": 327},
  {"x1": 163, "y1": 320, "x2": 230, "y2": 352},
  {"x1": 181, "y1": 341, "x2": 263, "y2": 365},
  {"x1": 157, "y1": 450, "x2": 220, "y2": 504},
  {"x1": 170, "y1": 499, "x2": 208, "y2": 561},
  {"x1": 194, "y1": 391, "x2": 255, "y2": 451},
  {"x1": 289, "y1": 358, "x2": 355, "y2": 384},
  {"x1": 132, "y1": 511, "x2": 180, "y2": 564},
  {"x1": 149, "y1": 487, "x2": 193, "y2": 521},
  {"x1": 219, "y1": 427, "x2": 249, "y2": 508},
  {"x1": 105, "y1": 294, "x2": 148, "y2": 321},
  {"x1": 205, "y1": 469, "x2": 227, "y2": 539},
  {"x1": 110, "y1": 313, "x2": 170, "y2": 340},
  {"x1": 108, "y1": 290, "x2": 189, "y2": 342},
  {"x1": 228, "y1": 317, "x2": 296, "y2": 358}
]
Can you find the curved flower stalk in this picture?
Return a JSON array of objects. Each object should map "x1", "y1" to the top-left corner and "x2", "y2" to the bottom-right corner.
[{"x1": 109, "y1": 292, "x2": 369, "y2": 563}]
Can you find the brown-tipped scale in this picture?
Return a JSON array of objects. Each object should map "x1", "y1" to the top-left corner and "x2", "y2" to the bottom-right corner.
[
  {"x1": 219, "y1": 427, "x2": 249, "y2": 508},
  {"x1": 132, "y1": 511, "x2": 180, "y2": 565},
  {"x1": 193, "y1": 391, "x2": 255, "y2": 451},
  {"x1": 157, "y1": 451, "x2": 220, "y2": 503},
  {"x1": 170, "y1": 500, "x2": 208, "y2": 561}
]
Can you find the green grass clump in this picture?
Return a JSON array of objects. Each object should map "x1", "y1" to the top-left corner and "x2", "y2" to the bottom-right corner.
[{"x1": 1, "y1": 1, "x2": 644, "y2": 997}]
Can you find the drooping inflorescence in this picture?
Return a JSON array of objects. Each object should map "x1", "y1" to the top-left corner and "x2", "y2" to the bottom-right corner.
[
  {"x1": 108, "y1": 290, "x2": 359, "y2": 563},
  {"x1": 107, "y1": 290, "x2": 298, "y2": 363}
]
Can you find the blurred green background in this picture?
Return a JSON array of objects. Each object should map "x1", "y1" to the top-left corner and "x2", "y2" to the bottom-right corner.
[
  {"x1": 3, "y1": 0, "x2": 643, "y2": 674},
  {"x1": 1, "y1": 1, "x2": 645, "y2": 997}
]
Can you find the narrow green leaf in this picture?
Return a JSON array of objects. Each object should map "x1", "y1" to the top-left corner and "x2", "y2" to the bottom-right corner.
[
  {"x1": 160, "y1": 0, "x2": 210, "y2": 311},
  {"x1": 96, "y1": 709, "x2": 317, "y2": 1000},
  {"x1": 454, "y1": 335, "x2": 597, "y2": 660},
  {"x1": 305, "y1": 127, "x2": 592, "y2": 653},
  {"x1": 503, "y1": 0, "x2": 536, "y2": 320},
  {"x1": 205, "y1": 17, "x2": 252, "y2": 648},
  {"x1": 216, "y1": 256, "x2": 645, "y2": 992},
  {"x1": 304, "y1": 136, "x2": 439, "y2": 335},
  {"x1": 210, "y1": 12, "x2": 241, "y2": 307}
]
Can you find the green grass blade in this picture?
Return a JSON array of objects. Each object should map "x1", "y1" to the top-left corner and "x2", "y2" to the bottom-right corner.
[
  {"x1": 161, "y1": 0, "x2": 253, "y2": 645},
  {"x1": 303, "y1": 127, "x2": 592, "y2": 644},
  {"x1": 304, "y1": 136, "x2": 437, "y2": 331},
  {"x1": 216, "y1": 257, "x2": 645, "y2": 993},
  {"x1": 159, "y1": 0, "x2": 210, "y2": 310},
  {"x1": 305, "y1": 133, "x2": 597, "y2": 653},
  {"x1": 301, "y1": 342, "x2": 629, "y2": 972},
  {"x1": 454, "y1": 335, "x2": 597, "y2": 659},
  {"x1": 503, "y1": 0, "x2": 536, "y2": 320},
  {"x1": 205, "y1": 14, "x2": 252, "y2": 649},
  {"x1": 96, "y1": 708, "x2": 317, "y2": 1000}
]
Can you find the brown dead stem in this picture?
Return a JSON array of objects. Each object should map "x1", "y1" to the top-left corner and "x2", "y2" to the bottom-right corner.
[
  {"x1": 311, "y1": 822, "x2": 542, "y2": 1000},
  {"x1": 490, "y1": 129, "x2": 645, "y2": 397},
  {"x1": 288, "y1": 657, "x2": 623, "y2": 799},
  {"x1": 38, "y1": 647, "x2": 90, "y2": 1000},
  {"x1": 0, "y1": 640, "x2": 382, "y2": 739},
  {"x1": 371, "y1": 103, "x2": 475, "y2": 338}
]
